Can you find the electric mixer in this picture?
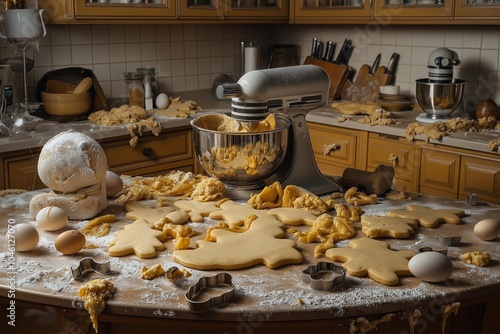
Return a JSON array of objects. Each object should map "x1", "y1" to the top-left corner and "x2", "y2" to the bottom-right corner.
[{"x1": 191, "y1": 64, "x2": 338, "y2": 198}]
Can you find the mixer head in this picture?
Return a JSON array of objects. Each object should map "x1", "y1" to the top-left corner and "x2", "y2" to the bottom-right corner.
[
  {"x1": 216, "y1": 65, "x2": 330, "y2": 121},
  {"x1": 427, "y1": 47, "x2": 461, "y2": 83}
]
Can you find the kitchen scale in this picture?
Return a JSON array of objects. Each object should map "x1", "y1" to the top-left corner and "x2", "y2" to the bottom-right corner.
[{"x1": 192, "y1": 65, "x2": 338, "y2": 198}]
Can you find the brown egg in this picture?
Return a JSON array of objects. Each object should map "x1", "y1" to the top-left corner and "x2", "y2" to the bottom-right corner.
[
  {"x1": 54, "y1": 230, "x2": 86, "y2": 255},
  {"x1": 476, "y1": 98, "x2": 499, "y2": 120}
]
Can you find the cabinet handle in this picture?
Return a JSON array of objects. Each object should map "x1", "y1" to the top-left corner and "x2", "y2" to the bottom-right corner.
[
  {"x1": 323, "y1": 143, "x2": 340, "y2": 156},
  {"x1": 388, "y1": 153, "x2": 398, "y2": 167},
  {"x1": 142, "y1": 147, "x2": 154, "y2": 157}
]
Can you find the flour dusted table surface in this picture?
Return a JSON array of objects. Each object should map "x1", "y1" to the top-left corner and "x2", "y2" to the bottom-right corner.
[{"x1": 1, "y1": 190, "x2": 500, "y2": 334}]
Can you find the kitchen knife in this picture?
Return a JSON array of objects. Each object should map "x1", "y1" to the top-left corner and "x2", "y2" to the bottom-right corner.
[
  {"x1": 311, "y1": 37, "x2": 320, "y2": 58},
  {"x1": 369, "y1": 53, "x2": 381, "y2": 75},
  {"x1": 322, "y1": 41, "x2": 336, "y2": 62},
  {"x1": 386, "y1": 52, "x2": 400, "y2": 74}
]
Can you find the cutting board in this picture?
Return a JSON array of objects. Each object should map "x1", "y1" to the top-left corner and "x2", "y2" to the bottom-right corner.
[
  {"x1": 340, "y1": 64, "x2": 393, "y2": 101},
  {"x1": 303, "y1": 56, "x2": 352, "y2": 100}
]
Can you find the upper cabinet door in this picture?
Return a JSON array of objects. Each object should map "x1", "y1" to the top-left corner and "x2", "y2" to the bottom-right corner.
[
  {"x1": 179, "y1": 0, "x2": 224, "y2": 17},
  {"x1": 74, "y1": 0, "x2": 177, "y2": 18},
  {"x1": 292, "y1": 0, "x2": 372, "y2": 18},
  {"x1": 224, "y1": 0, "x2": 289, "y2": 18},
  {"x1": 374, "y1": 0, "x2": 453, "y2": 18},
  {"x1": 455, "y1": 0, "x2": 500, "y2": 18}
]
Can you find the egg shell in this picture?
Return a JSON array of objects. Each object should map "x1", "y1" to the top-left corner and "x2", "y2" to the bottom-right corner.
[
  {"x1": 36, "y1": 206, "x2": 68, "y2": 231},
  {"x1": 474, "y1": 218, "x2": 500, "y2": 241},
  {"x1": 106, "y1": 171, "x2": 123, "y2": 197},
  {"x1": 408, "y1": 251, "x2": 454, "y2": 282},
  {"x1": 55, "y1": 230, "x2": 86, "y2": 255},
  {"x1": 155, "y1": 93, "x2": 170, "y2": 109},
  {"x1": 13, "y1": 223, "x2": 39, "y2": 252}
]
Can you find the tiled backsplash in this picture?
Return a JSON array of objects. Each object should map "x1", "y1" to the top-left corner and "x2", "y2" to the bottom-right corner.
[{"x1": 1, "y1": 23, "x2": 498, "y2": 110}]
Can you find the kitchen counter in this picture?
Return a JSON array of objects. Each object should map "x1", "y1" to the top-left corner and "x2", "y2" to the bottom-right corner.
[
  {"x1": 307, "y1": 107, "x2": 500, "y2": 155},
  {"x1": 1, "y1": 188, "x2": 500, "y2": 333}
]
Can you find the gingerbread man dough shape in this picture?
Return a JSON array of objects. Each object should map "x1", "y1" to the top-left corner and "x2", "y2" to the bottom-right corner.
[
  {"x1": 209, "y1": 200, "x2": 269, "y2": 227},
  {"x1": 109, "y1": 219, "x2": 166, "y2": 259},
  {"x1": 174, "y1": 199, "x2": 222, "y2": 222},
  {"x1": 267, "y1": 207, "x2": 318, "y2": 226},
  {"x1": 387, "y1": 205, "x2": 465, "y2": 228},
  {"x1": 325, "y1": 238, "x2": 417, "y2": 286},
  {"x1": 173, "y1": 214, "x2": 303, "y2": 270},
  {"x1": 124, "y1": 201, "x2": 177, "y2": 226},
  {"x1": 361, "y1": 215, "x2": 419, "y2": 239}
]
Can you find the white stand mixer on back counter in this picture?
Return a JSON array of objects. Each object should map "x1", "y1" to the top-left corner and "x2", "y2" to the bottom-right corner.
[{"x1": 191, "y1": 65, "x2": 339, "y2": 198}]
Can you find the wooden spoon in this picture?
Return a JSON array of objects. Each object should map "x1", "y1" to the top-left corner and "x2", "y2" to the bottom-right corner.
[{"x1": 73, "y1": 77, "x2": 93, "y2": 94}]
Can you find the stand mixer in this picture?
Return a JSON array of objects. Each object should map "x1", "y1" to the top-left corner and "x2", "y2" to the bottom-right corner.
[
  {"x1": 0, "y1": 8, "x2": 46, "y2": 134},
  {"x1": 415, "y1": 47, "x2": 467, "y2": 123},
  {"x1": 191, "y1": 64, "x2": 339, "y2": 198}
]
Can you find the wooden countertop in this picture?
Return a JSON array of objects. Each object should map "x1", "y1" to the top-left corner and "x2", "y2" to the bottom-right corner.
[{"x1": 1, "y1": 189, "x2": 500, "y2": 330}]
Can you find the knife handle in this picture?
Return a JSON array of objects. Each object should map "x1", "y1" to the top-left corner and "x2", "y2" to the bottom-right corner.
[
  {"x1": 322, "y1": 41, "x2": 335, "y2": 62},
  {"x1": 311, "y1": 37, "x2": 319, "y2": 58}
]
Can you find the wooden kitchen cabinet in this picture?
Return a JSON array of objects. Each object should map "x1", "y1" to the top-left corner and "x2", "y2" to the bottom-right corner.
[
  {"x1": 366, "y1": 133, "x2": 418, "y2": 192},
  {"x1": 308, "y1": 122, "x2": 368, "y2": 177},
  {"x1": 224, "y1": 0, "x2": 288, "y2": 18},
  {"x1": 454, "y1": 0, "x2": 500, "y2": 18},
  {"x1": 459, "y1": 155, "x2": 500, "y2": 205},
  {"x1": 291, "y1": 0, "x2": 372, "y2": 21},
  {"x1": 374, "y1": 0, "x2": 453, "y2": 19},
  {"x1": 0, "y1": 126, "x2": 195, "y2": 191},
  {"x1": 419, "y1": 146, "x2": 460, "y2": 199}
]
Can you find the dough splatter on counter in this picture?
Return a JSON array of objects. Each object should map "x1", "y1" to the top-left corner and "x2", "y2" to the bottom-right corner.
[
  {"x1": 77, "y1": 278, "x2": 115, "y2": 333},
  {"x1": 151, "y1": 96, "x2": 202, "y2": 118}
]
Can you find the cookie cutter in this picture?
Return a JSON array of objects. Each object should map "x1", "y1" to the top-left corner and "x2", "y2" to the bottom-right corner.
[
  {"x1": 71, "y1": 257, "x2": 111, "y2": 280},
  {"x1": 185, "y1": 273, "x2": 235, "y2": 313},
  {"x1": 301, "y1": 261, "x2": 346, "y2": 291},
  {"x1": 418, "y1": 246, "x2": 448, "y2": 255},
  {"x1": 437, "y1": 233, "x2": 462, "y2": 247},
  {"x1": 466, "y1": 193, "x2": 479, "y2": 206}
]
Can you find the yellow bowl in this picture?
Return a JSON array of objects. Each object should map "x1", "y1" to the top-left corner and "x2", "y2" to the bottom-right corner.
[{"x1": 41, "y1": 92, "x2": 92, "y2": 116}]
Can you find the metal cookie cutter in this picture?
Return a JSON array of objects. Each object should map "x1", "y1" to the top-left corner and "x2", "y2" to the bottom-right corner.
[
  {"x1": 437, "y1": 233, "x2": 462, "y2": 247},
  {"x1": 418, "y1": 246, "x2": 448, "y2": 256},
  {"x1": 466, "y1": 193, "x2": 479, "y2": 206},
  {"x1": 301, "y1": 261, "x2": 346, "y2": 291},
  {"x1": 71, "y1": 257, "x2": 111, "y2": 280},
  {"x1": 185, "y1": 273, "x2": 235, "y2": 313}
]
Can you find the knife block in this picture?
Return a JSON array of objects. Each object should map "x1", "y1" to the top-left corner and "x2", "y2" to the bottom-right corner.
[{"x1": 303, "y1": 56, "x2": 351, "y2": 101}]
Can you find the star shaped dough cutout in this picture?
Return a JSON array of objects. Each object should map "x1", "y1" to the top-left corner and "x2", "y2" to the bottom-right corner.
[
  {"x1": 209, "y1": 200, "x2": 269, "y2": 227},
  {"x1": 325, "y1": 238, "x2": 417, "y2": 286},
  {"x1": 173, "y1": 199, "x2": 222, "y2": 222},
  {"x1": 173, "y1": 215, "x2": 303, "y2": 270},
  {"x1": 386, "y1": 204, "x2": 465, "y2": 228},
  {"x1": 109, "y1": 219, "x2": 166, "y2": 259},
  {"x1": 124, "y1": 200, "x2": 177, "y2": 226},
  {"x1": 361, "y1": 215, "x2": 418, "y2": 239},
  {"x1": 267, "y1": 207, "x2": 318, "y2": 226}
]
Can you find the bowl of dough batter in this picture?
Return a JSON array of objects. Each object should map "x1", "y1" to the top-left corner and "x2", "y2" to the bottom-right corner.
[{"x1": 191, "y1": 112, "x2": 291, "y2": 190}]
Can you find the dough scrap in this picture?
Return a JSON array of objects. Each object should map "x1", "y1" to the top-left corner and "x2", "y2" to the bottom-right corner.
[
  {"x1": 282, "y1": 185, "x2": 334, "y2": 215},
  {"x1": 108, "y1": 219, "x2": 166, "y2": 258},
  {"x1": 460, "y1": 251, "x2": 491, "y2": 267},
  {"x1": 248, "y1": 181, "x2": 283, "y2": 209},
  {"x1": 344, "y1": 187, "x2": 377, "y2": 206},
  {"x1": 325, "y1": 238, "x2": 417, "y2": 286},
  {"x1": 152, "y1": 96, "x2": 202, "y2": 118},
  {"x1": 174, "y1": 199, "x2": 222, "y2": 222},
  {"x1": 140, "y1": 264, "x2": 165, "y2": 280},
  {"x1": 267, "y1": 207, "x2": 318, "y2": 226},
  {"x1": 361, "y1": 215, "x2": 418, "y2": 239},
  {"x1": 173, "y1": 214, "x2": 303, "y2": 270},
  {"x1": 77, "y1": 279, "x2": 114, "y2": 333},
  {"x1": 387, "y1": 205, "x2": 465, "y2": 228},
  {"x1": 80, "y1": 214, "x2": 116, "y2": 237}
]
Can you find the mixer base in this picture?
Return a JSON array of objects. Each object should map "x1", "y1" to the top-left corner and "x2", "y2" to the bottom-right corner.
[{"x1": 415, "y1": 112, "x2": 454, "y2": 123}]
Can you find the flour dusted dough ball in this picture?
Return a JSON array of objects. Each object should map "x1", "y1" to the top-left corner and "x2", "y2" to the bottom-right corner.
[{"x1": 37, "y1": 130, "x2": 108, "y2": 193}]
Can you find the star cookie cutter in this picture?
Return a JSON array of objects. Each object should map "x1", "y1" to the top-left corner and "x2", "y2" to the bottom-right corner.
[
  {"x1": 301, "y1": 261, "x2": 346, "y2": 291},
  {"x1": 71, "y1": 257, "x2": 111, "y2": 280},
  {"x1": 185, "y1": 273, "x2": 236, "y2": 313},
  {"x1": 437, "y1": 233, "x2": 462, "y2": 247},
  {"x1": 418, "y1": 246, "x2": 448, "y2": 255}
]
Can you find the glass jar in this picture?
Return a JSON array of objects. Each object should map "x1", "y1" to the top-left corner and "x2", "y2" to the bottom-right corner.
[
  {"x1": 137, "y1": 67, "x2": 157, "y2": 109},
  {"x1": 124, "y1": 72, "x2": 144, "y2": 108}
]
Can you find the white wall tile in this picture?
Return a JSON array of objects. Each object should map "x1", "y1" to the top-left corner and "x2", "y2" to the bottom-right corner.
[
  {"x1": 109, "y1": 25, "x2": 126, "y2": 44},
  {"x1": 70, "y1": 25, "x2": 92, "y2": 45},
  {"x1": 51, "y1": 45, "x2": 72, "y2": 66},
  {"x1": 49, "y1": 25, "x2": 70, "y2": 46},
  {"x1": 71, "y1": 45, "x2": 93, "y2": 65},
  {"x1": 93, "y1": 44, "x2": 110, "y2": 64},
  {"x1": 92, "y1": 26, "x2": 109, "y2": 45}
]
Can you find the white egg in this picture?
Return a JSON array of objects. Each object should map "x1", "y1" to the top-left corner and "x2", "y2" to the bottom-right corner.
[
  {"x1": 474, "y1": 218, "x2": 500, "y2": 241},
  {"x1": 155, "y1": 93, "x2": 170, "y2": 109},
  {"x1": 106, "y1": 170, "x2": 123, "y2": 197},
  {"x1": 13, "y1": 223, "x2": 39, "y2": 252},
  {"x1": 409, "y1": 251, "x2": 454, "y2": 283},
  {"x1": 36, "y1": 206, "x2": 68, "y2": 231}
]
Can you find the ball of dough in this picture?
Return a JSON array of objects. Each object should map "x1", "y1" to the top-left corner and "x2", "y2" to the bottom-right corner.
[
  {"x1": 36, "y1": 206, "x2": 68, "y2": 231},
  {"x1": 13, "y1": 223, "x2": 39, "y2": 252},
  {"x1": 37, "y1": 130, "x2": 108, "y2": 193},
  {"x1": 106, "y1": 171, "x2": 123, "y2": 197},
  {"x1": 55, "y1": 230, "x2": 86, "y2": 255}
]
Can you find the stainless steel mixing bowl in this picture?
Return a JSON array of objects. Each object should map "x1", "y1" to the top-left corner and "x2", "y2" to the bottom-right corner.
[
  {"x1": 191, "y1": 113, "x2": 292, "y2": 189},
  {"x1": 415, "y1": 78, "x2": 466, "y2": 119}
]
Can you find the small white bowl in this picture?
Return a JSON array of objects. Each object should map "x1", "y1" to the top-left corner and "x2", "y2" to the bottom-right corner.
[{"x1": 380, "y1": 85, "x2": 400, "y2": 95}]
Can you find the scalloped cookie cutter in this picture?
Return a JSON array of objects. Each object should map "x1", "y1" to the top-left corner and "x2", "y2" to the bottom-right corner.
[
  {"x1": 301, "y1": 261, "x2": 346, "y2": 291},
  {"x1": 418, "y1": 246, "x2": 448, "y2": 255},
  {"x1": 71, "y1": 257, "x2": 111, "y2": 280},
  {"x1": 185, "y1": 273, "x2": 236, "y2": 313}
]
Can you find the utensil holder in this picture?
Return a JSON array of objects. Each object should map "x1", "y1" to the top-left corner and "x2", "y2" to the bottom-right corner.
[{"x1": 303, "y1": 56, "x2": 352, "y2": 100}]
